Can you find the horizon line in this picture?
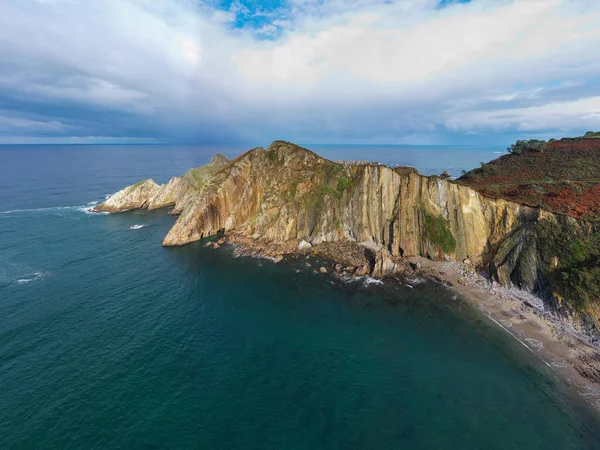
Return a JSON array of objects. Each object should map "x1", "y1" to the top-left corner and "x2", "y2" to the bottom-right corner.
[{"x1": 0, "y1": 142, "x2": 508, "y2": 148}]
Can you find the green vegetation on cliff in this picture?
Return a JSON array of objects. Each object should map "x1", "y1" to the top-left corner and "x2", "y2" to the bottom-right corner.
[
  {"x1": 336, "y1": 174, "x2": 353, "y2": 193},
  {"x1": 422, "y1": 210, "x2": 457, "y2": 254},
  {"x1": 507, "y1": 139, "x2": 547, "y2": 155},
  {"x1": 185, "y1": 154, "x2": 231, "y2": 191},
  {"x1": 131, "y1": 179, "x2": 149, "y2": 189},
  {"x1": 99, "y1": 140, "x2": 598, "y2": 320},
  {"x1": 536, "y1": 221, "x2": 600, "y2": 311},
  {"x1": 267, "y1": 148, "x2": 284, "y2": 165},
  {"x1": 309, "y1": 162, "x2": 356, "y2": 210}
]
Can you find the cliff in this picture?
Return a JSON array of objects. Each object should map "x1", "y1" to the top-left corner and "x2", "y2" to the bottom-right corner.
[
  {"x1": 94, "y1": 154, "x2": 230, "y2": 213},
  {"x1": 94, "y1": 141, "x2": 599, "y2": 329}
]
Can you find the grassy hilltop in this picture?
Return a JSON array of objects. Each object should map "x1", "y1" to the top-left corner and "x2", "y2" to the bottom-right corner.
[{"x1": 457, "y1": 133, "x2": 600, "y2": 222}]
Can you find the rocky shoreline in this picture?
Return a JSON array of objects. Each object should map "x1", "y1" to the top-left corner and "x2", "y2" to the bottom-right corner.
[
  {"x1": 91, "y1": 140, "x2": 600, "y2": 409},
  {"x1": 415, "y1": 257, "x2": 600, "y2": 410},
  {"x1": 201, "y1": 234, "x2": 600, "y2": 410}
]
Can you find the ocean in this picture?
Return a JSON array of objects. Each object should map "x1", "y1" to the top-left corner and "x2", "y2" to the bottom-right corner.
[{"x1": 1, "y1": 144, "x2": 599, "y2": 449}]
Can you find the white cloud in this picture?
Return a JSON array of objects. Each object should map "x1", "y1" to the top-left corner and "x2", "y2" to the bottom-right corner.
[
  {"x1": 447, "y1": 95, "x2": 600, "y2": 131},
  {"x1": 0, "y1": 115, "x2": 71, "y2": 132},
  {"x1": 0, "y1": 135, "x2": 158, "y2": 144},
  {"x1": 233, "y1": 0, "x2": 600, "y2": 88},
  {"x1": 0, "y1": 0, "x2": 599, "y2": 143},
  {"x1": 175, "y1": 35, "x2": 203, "y2": 66}
]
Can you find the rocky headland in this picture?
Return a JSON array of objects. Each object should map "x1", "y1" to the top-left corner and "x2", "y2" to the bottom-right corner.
[{"x1": 94, "y1": 140, "x2": 600, "y2": 402}]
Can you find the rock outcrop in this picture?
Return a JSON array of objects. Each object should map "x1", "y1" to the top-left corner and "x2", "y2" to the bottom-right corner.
[
  {"x1": 94, "y1": 141, "x2": 599, "y2": 327},
  {"x1": 95, "y1": 179, "x2": 162, "y2": 212},
  {"x1": 94, "y1": 154, "x2": 230, "y2": 213}
]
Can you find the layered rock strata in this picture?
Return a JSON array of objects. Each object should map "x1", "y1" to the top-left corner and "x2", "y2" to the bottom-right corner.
[{"x1": 94, "y1": 141, "x2": 599, "y2": 328}]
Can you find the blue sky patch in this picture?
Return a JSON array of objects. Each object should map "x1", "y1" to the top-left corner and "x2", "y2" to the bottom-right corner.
[
  {"x1": 208, "y1": 0, "x2": 287, "y2": 36},
  {"x1": 437, "y1": 0, "x2": 471, "y2": 9}
]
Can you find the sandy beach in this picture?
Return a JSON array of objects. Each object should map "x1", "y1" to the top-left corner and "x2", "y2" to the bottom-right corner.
[{"x1": 411, "y1": 256, "x2": 600, "y2": 411}]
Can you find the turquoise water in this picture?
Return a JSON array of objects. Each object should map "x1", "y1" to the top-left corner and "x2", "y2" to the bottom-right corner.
[{"x1": 1, "y1": 145, "x2": 599, "y2": 449}]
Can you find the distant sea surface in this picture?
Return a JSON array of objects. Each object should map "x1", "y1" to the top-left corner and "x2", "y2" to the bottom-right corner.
[{"x1": 1, "y1": 144, "x2": 599, "y2": 449}]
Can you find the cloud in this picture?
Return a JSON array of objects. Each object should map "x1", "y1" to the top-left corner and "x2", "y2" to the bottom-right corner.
[
  {"x1": 0, "y1": 0, "x2": 599, "y2": 144},
  {"x1": 0, "y1": 114, "x2": 72, "y2": 133},
  {"x1": 241, "y1": 0, "x2": 598, "y2": 84},
  {"x1": 446, "y1": 95, "x2": 600, "y2": 132}
]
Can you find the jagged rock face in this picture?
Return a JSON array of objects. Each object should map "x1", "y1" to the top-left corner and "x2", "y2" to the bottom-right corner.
[
  {"x1": 95, "y1": 141, "x2": 594, "y2": 305},
  {"x1": 93, "y1": 154, "x2": 230, "y2": 213},
  {"x1": 490, "y1": 211, "x2": 599, "y2": 307},
  {"x1": 94, "y1": 179, "x2": 162, "y2": 212},
  {"x1": 154, "y1": 143, "x2": 525, "y2": 264},
  {"x1": 94, "y1": 142, "x2": 529, "y2": 262}
]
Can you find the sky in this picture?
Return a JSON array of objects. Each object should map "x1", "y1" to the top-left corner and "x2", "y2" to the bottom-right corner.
[{"x1": 0, "y1": 0, "x2": 599, "y2": 145}]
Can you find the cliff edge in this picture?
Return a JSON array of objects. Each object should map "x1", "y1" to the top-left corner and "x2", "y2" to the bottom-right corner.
[{"x1": 94, "y1": 140, "x2": 599, "y2": 332}]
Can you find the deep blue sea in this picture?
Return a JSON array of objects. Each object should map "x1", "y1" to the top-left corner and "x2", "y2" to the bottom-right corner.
[{"x1": 1, "y1": 144, "x2": 600, "y2": 449}]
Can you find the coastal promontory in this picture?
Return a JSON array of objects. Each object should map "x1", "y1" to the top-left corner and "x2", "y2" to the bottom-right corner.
[{"x1": 94, "y1": 140, "x2": 600, "y2": 332}]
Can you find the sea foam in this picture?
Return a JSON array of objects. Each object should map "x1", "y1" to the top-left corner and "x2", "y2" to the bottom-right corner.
[
  {"x1": 16, "y1": 271, "x2": 46, "y2": 284},
  {"x1": 1, "y1": 202, "x2": 109, "y2": 216}
]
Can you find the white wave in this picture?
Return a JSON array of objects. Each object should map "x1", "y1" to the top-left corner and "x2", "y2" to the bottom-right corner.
[
  {"x1": 336, "y1": 275, "x2": 354, "y2": 284},
  {"x1": 550, "y1": 359, "x2": 567, "y2": 369},
  {"x1": 406, "y1": 277, "x2": 426, "y2": 286},
  {"x1": 493, "y1": 151, "x2": 503, "y2": 154},
  {"x1": 362, "y1": 276, "x2": 383, "y2": 286},
  {"x1": 339, "y1": 275, "x2": 364, "y2": 284},
  {"x1": 16, "y1": 272, "x2": 45, "y2": 285},
  {"x1": 486, "y1": 313, "x2": 554, "y2": 369},
  {"x1": 581, "y1": 385, "x2": 600, "y2": 398},
  {"x1": 337, "y1": 275, "x2": 383, "y2": 287},
  {"x1": 0, "y1": 205, "x2": 79, "y2": 215},
  {"x1": 79, "y1": 204, "x2": 109, "y2": 215},
  {"x1": 1, "y1": 202, "x2": 110, "y2": 216},
  {"x1": 130, "y1": 224, "x2": 145, "y2": 230},
  {"x1": 525, "y1": 338, "x2": 544, "y2": 351}
]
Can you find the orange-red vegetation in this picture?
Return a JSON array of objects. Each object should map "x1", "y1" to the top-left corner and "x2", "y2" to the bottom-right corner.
[{"x1": 457, "y1": 138, "x2": 600, "y2": 221}]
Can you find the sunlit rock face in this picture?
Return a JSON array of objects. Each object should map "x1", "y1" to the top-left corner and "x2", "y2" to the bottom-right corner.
[
  {"x1": 94, "y1": 179, "x2": 163, "y2": 213},
  {"x1": 94, "y1": 154, "x2": 230, "y2": 214},
  {"x1": 95, "y1": 141, "x2": 597, "y2": 323}
]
